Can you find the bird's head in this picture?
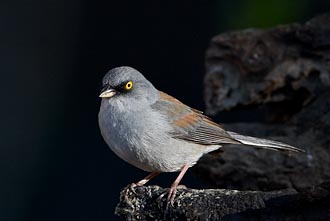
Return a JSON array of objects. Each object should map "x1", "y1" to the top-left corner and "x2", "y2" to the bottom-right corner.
[{"x1": 99, "y1": 66, "x2": 158, "y2": 110}]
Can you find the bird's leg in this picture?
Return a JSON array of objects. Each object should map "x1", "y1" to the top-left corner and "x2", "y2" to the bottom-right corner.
[
  {"x1": 124, "y1": 171, "x2": 160, "y2": 206},
  {"x1": 132, "y1": 171, "x2": 160, "y2": 187},
  {"x1": 166, "y1": 164, "x2": 190, "y2": 208}
]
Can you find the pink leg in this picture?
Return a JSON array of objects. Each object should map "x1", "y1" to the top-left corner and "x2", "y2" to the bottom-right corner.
[
  {"x1": 125, "y1": 172, "x2": 160, "y2": 204},
  {"x1": 134, "y1": 171, "x2": 160, "y2": 186},
  {"x1": 167, "y1": 164, "x2": 190, "y2": 207}
]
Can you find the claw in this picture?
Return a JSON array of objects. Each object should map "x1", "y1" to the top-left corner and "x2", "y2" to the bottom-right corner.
[
  {"x1": 166, "y1": 185, "x2": 177, "y2": 209},
  {"x1": 156, "y1": 190, "x2": 167, "y2": 203},
  {"x1": 123, "y1": 183, "x2": 137, "y2": 208},
  {"x1": 165, "y1": 184, "x2": 187, "y2": 209},
  {"x1": 124, "y1": 182, "x2": 141, "y2": 200}
]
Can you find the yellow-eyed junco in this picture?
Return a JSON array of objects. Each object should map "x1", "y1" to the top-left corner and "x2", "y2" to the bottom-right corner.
[{"x1": 98, "y1": 66, "x2": 303, "y2": 207}]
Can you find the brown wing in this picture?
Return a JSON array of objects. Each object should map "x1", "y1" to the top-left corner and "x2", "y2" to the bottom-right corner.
[{"x1": 151, "y1": 91, "x2": 241, "y2": 145}]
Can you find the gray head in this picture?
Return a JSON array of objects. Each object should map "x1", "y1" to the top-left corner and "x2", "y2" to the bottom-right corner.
[{"x1": 99, "y1": 66, "x2": 158, "y2": 111}]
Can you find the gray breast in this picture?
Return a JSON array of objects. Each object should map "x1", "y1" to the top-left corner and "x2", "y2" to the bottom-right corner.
[{"x1": 98, "y1": 99, "x2": 174, "y2": 171}]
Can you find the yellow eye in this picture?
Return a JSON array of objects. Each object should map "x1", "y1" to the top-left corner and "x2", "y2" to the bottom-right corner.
[{"x1": 125, "y1": 81, "x2": 133, "y2": 90}]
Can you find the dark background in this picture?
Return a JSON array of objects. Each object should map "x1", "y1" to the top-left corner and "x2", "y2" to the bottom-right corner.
[{"x1": 1, "y1": 1, "x2": 329, "y2": 220}]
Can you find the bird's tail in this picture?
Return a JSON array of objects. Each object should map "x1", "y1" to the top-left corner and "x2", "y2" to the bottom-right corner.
[{"x1": 227, "y1": 131, "x2": 304, "y2": 153}]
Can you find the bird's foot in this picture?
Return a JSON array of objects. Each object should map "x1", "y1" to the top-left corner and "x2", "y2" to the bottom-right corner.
[
  {"x1": 166, "y1": 184, "x2": 186, "y2": 209},
  {"x1": 157, "y1": 184, "x2": 187, "y2": 211},
  {"x1": 123, "y1": 183, "x2": 139, "y2": 207},
  {"x1": 129, "y1": 182, "x2": 138, "y2": 189},
  {"x1": 123, "y1": 181, "x2": 147, "y2": 208},
  {"x1": 123, "y1": 172, "x2": 161, "y2": 207}
]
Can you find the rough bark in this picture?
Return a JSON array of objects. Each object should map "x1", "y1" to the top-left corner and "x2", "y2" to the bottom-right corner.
[
  {"x1": 116, "y1": 181, "x2": 330, "y2": 220},
  {"x1": 115, "y1": 14, "x2": 330, "y2": 220}
]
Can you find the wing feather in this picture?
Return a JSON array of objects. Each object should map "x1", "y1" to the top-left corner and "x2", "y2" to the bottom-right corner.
[{"x1": 151, "y1": 91, "x2": 240, "y2": 145}]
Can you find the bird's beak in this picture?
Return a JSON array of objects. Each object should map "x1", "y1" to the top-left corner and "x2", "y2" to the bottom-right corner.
[{"x1": 99, "y1": 87, "x2": 117, "y2": 98}]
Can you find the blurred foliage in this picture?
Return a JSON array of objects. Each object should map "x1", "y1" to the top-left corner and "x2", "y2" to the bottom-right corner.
[{"x1": 215, "y1": 0, "x2": 311, "y2": 30}]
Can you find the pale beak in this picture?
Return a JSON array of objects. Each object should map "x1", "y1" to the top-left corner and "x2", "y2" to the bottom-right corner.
[{"x1": 99, "y1": 88, "x2": 117, "y2": 98}]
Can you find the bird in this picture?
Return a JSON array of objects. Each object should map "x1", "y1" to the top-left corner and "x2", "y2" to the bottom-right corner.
[{"x1": 98, "y1": 66, "x2": 303, "y2": 207}]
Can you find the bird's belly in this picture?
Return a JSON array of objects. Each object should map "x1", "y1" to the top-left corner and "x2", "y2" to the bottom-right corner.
[
  {"x1": 103, "y1": 128, "x2": 218, "y2": 172},
  {"x1": 99, "y1": 107, "x2": 219, "y2": 172},
  {"x1": 108, "y1": 139, "x2": 210, "y2": 172}
]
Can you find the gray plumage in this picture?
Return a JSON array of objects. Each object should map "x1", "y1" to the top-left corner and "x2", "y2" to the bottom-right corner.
[{"x1": 98, "y1": 66, "x2": 303, "y2": 174}]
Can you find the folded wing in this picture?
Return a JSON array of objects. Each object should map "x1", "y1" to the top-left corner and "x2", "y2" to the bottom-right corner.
[{"x1": 152, "y1": 91, "x2": 303, "y2": 153}]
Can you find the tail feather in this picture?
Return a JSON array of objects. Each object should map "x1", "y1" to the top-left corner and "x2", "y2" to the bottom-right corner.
[{"x1": 227, "y1": 131, "x2": 304, "y2": 153}]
